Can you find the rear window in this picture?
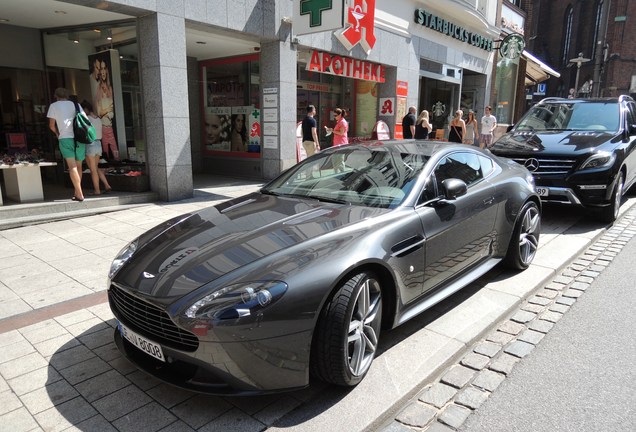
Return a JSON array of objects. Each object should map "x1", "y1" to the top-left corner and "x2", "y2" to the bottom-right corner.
[{"x1": 516, "y1": 102, "x2": 620, "y2": 132}]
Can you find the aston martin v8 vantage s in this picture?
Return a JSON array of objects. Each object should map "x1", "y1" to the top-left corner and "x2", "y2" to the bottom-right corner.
[{"x1": 108, "y1": 140, "x2": 541, "y2": 395}]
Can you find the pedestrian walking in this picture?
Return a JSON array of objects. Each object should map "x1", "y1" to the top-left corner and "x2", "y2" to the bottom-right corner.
[
  {"x1": 47, "y1": 87, "x2": 85, "y2": 202},
  {"x1": 448, "y1": 110, "x2": 466, "y2": 143},
  {"x1": 414, "y1": 110, "x2": 431, "y2": 139},
  {"x1": 80, "y1": 100, "x2": 112, "y2": 195},
  {"x1": 402, "y1": 106, "x2": 417, "y2": 139},
  {"x1": 325, "y1": 108, "x2": 348, "y2": 172},
  {"x1": 301, "y1": 105, "x2": 320, "y2": 157},
  {"x1": 465, "y1": 110, "x2": 479, "y2": 146},
  {"x1": 480, "y1": 105, "x2": 498, "y2": 148}
]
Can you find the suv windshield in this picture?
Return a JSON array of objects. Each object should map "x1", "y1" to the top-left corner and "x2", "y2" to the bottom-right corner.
[{"x1": 516, "y1": 101, "x2": 620, "y2": 132}]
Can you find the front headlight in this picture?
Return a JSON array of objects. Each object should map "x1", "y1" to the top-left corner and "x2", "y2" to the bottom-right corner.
[
  {"x1": 108, "y1": 240, "x2": 138, "y2": 279},
  {"x1": 578, "y1": 151, "x2": 616, "y2": 170},
  {"x1": 184, "y1": 281, "x2": 287, "y2": 320}
]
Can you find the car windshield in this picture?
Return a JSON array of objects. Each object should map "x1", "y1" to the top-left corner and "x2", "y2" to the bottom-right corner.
[
  {"x1": 516, "y1": 102, "x2": 620, "y2": 132},
  {"x1": 262, "y1": 146, "x2": 429, "y2": 209}
]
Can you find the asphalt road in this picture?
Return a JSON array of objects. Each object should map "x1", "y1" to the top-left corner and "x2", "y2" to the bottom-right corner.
[{"x1": 459, "y1": 220, "x2": 636, "y2": 431}]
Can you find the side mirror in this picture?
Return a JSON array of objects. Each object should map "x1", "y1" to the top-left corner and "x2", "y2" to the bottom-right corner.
[
  {"x1": 629, "y1": 124, "x2": 636, "y2": 135},
  {"x1": 506, "y1": 124, "x2": 514, "y2": 133},
  {"x1": 441, "y1": 178, "x2": 468, "y2": 200}
]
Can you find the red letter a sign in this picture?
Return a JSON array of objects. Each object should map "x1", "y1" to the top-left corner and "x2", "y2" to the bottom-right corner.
[{"x1": 335, "y1": 0, "x2": 376, "y2": 54}]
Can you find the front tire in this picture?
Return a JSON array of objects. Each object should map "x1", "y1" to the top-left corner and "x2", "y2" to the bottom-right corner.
[
  {"x1": 311, "y1": 271, "x2": 383, "y2": 387},
  {"x1": 598, "y1": 172, "x2": 624, "y2": 223},
  {"x1": 504, "y1": 201, "x2": 541, "y2": 270}
]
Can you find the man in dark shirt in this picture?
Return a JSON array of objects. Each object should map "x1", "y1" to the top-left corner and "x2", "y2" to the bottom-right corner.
[
  {"x1": 302, "y1": 105, "x2": 320, "y2": 157},
  {"x1": 402, "y1": 106, "x2": 417, "y2": 139}
]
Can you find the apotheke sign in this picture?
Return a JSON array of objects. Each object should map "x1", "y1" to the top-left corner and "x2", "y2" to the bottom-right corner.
[
  {"x1": 414, "y1": 8, "x2": 494, "y2": 52},
  {"x1": 307, "y1": 50, "x2": 386, "y2": 83}
]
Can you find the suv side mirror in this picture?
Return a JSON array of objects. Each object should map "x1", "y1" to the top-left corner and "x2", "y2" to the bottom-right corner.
[
  {"x1": 506, "y1": 124, "x2": 514, "y2": 133},
  {"x1": 629, "y1": 124, "x2": 636, "y2": 135}
]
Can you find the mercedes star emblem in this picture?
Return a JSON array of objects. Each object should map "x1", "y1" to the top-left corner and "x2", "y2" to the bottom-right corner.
[{"x1": 524, "y1": 158, "x2": 539, "y2": 172}]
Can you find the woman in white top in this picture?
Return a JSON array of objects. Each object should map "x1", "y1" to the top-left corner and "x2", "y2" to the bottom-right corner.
[{"x1": 80, "y1": 100, "x2": 112, "y2": 195}]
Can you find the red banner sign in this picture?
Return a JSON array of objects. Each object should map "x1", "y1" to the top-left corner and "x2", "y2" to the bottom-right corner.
[
  {"x1": 335, "y1": 0, "x2": 377, "y2": 54},
  {"x1": 306, "y1": 50, "x2": 385, "y2": 83}
]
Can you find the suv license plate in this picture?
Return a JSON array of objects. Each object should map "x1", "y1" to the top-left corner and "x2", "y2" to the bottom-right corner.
[
  {"x1": 118, "y1": 321, "x2": 165, "y2": 362},
  {"x1": 536, "y1": 187, "x2": 549, "y2": 197}
]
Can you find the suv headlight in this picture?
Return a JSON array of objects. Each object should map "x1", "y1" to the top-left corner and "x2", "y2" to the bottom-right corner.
[
  {"x1": 184, "y1": 281, "x2": 287, "y2": 321},
  {"x1": 578, "y1": 151, "x2": 616, "y2": 170},
  {"x1": 108, "y1": 240, "x2": 138, "y2": 279}
]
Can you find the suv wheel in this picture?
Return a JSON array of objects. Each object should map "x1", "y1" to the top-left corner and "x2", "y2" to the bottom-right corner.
[{"x1": 599, "y1": 172, "x2": 624, "y2": 223}]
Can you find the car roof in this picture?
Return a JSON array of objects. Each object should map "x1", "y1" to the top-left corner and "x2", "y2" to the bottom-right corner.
[
  {"x1": 342, "y1": 139, "x2": 478, "y2": 157},
  {"x1": 538, "y1": 95, "x2": 634, "y2": 105}
]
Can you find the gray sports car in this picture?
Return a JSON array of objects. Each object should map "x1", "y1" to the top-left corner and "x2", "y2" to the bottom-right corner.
[{"x1": 108, "y1": 140, "x2": 541, "y2": 395}]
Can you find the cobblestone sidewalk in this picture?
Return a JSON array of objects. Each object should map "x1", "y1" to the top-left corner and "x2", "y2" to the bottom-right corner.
[{"x1": 380, "y1": 207, "x2": 636, "y2": 432}]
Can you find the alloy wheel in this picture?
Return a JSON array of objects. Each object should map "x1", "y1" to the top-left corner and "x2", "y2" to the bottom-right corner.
[
  {"x1": 347, "y1": 278, "x2": 382, "y2": 377},
  {"x1": 518, "y1": 205, "x2": 540, "y2": 266}
]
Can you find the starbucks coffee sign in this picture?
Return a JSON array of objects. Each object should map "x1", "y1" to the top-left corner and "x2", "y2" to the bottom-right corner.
[{"x1": 414, "y1": 8, "x2": 494, "y2": 52}]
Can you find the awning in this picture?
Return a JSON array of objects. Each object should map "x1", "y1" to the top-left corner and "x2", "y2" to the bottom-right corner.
[{"x1": 523, "y1": 50, "x2": 560, "y2": 86}]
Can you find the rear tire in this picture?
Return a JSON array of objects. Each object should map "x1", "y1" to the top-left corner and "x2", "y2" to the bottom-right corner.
[
  {"x1": 598, "y1": 172, "x2": 624, "y2": 223},
  {"x1": 311, "y1": 271, "x2": 383, "y2": 387},
  {"x1": 504, "y1": 201, "x2": 541, "y2": 270}
]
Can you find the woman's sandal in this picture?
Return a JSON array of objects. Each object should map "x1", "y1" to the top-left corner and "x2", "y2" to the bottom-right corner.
[{"x1": 71, "y1": 196, "x2": 84, "y2": 202}]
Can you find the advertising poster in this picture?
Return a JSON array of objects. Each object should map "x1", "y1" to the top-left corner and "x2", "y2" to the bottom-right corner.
[
  {"x1": 247, "y1": 107, "x2": 261, "y2": 153},
  {"x1": 204, "y1": 106, "x2": 231, "y2": 151},
  {"x1": 88, "y1": 49, "x2": 126, "y2": 160},
  {"x1": 355, "y1": 81, "x2": 378, "y2": 137}
]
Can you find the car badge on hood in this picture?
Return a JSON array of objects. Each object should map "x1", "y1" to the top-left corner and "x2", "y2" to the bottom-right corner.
[
  {"x1": 142, "y1": 272, "x2": 156, "y2": 279},
  {"x1": 524, "y1": 158, "x2": 540, "y2": 172}
]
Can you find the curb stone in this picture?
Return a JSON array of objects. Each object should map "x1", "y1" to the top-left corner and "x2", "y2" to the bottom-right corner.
[{"x1": 379, "y1": 206, "x2": 636, "y2": 431}]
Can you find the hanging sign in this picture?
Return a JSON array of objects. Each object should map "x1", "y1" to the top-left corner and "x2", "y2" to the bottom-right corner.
[
  {"x1": 335, "y1": 0, "x2": 377, "y2": 54},
  {"x1": 306, "y1": 50, "x2": 385, "y2": 83}
]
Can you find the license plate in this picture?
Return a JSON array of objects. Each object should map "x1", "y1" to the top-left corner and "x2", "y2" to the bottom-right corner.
[
  {"x1": 536, "y1": 187, "x2": 549, "y2": 197},
  {"x1": 118, "y1": 321, "x2": 165, "y2": 362}
]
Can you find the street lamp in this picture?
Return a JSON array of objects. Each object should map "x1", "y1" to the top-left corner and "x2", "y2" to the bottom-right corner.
[{"x1": 569, "y1": 52, "x2": 591, "y2": 97}]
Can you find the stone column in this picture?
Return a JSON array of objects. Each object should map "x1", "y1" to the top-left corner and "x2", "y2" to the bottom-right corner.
[
  {"x1": 138, "y1": 13, "x2": 193, "y2": 201},
  {"x1": 259, "y1": 40, "x2": 298, "y2": 180}
]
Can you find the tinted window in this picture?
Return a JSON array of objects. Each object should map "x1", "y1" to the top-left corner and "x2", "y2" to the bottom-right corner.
[
  {"x1": 434, "y1": 152, "x2": 484, "y2": 189},
  {"x1": 517, "y1": 102, "x2": 620, "y2": 132}
]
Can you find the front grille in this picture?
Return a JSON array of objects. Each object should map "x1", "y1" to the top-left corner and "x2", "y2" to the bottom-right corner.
[
  {"x1": 109, "y1": 284, "x2": 199, "y2": 352},
  {"x1": 512, "y1": 157, "x2": 577, "y2": 175}
]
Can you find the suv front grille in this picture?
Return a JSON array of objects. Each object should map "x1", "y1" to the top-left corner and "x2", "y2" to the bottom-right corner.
[
  {"x1": 109, "y1": 284, "x2": 199, "y2": 352},
  {"x1": 512, "y1": 157, "x2": 577, "y2": 175}
]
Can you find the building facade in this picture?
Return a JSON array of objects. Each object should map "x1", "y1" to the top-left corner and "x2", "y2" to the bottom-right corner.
[{"x1": 0, "y1": 0, "x2": 502, "y2": 203}]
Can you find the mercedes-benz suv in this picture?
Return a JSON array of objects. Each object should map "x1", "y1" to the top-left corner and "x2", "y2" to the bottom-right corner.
[{"x1": 491, "y1": 96, "x2": 636, "y2": 222}]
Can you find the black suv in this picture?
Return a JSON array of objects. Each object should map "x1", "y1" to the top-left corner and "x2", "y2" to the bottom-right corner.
[{"x1": 491, "y1": 96, "x2": 636, "y2": 222}]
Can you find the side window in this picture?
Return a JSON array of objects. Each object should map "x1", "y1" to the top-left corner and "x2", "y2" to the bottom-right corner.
[
  {"x1": 626, "y1": 102, "x2": 636, "y2": 129},
  {"x1": 434, "y1": 152, "x2": 484, "y2": 189},
  {"x1": 478, "y1": 155, "x2": 494, "y2": 177}
]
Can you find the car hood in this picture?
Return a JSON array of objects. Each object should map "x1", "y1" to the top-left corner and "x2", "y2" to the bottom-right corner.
[
  {"x1": 114, "y1": 192, "x2": 389, "y2": 298},
  {"x1": 492, "y1": 130, "x2": 617, "y2": 157}
]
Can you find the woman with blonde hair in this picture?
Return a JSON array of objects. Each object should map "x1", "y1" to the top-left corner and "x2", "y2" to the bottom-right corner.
[
  {"x1": 414, "y1": 110, "x2": 431, "y2": 139},
  {"x1": 465, "y1": 110, "x2": 480, "y2": 146},
  {"x1": 448, "y1": 109, "x2": 466, "y2": 143}
]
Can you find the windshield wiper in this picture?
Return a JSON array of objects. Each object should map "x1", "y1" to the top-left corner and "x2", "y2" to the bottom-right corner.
[{"x1": 307, "y1": 195, "x2": 349, "y2": 204}]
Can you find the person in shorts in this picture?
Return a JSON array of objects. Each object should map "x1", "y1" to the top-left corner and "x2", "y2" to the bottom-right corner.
[
  {"x1": 302, "y1": 105, "x2": 320, "y2": 158},
  {"x1": 80, "y1": 100, "x2": 112, "y2": 195},
  {"x1": 480, "y1": 106, "x2": 498, "y2": 149},
  {"x1": 47, "y1": 87, "x2": 86, "y2": 201}
]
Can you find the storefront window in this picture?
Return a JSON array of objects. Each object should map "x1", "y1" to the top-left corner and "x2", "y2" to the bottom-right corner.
[{"x1": 201, "y1": 55, "x2": 261, "y2": 156}]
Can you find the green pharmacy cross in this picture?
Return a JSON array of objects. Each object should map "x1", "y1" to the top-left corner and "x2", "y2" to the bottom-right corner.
[{"x1": 300, "y1": 0, "x2": 333, "y2": 27}]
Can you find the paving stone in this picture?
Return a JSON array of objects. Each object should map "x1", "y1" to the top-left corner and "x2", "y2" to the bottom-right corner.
[
  {"x1": 562, "y1": 289, "x2": 583, "y2": 299},
  {"x1": 504, "y1": 340, "x2": 535, "y2": 358},
  {"x1": 379, "y1": 420, "x2": 413, "y2": 432},
  {"x1": 517, "y1": 329, "x2": 545, "y2": 345},
  {"x1": 54, "y1": 310, "x2": 96, "y2": 328},
  {"x1": 108, "y1": 357, "x2": 137, "y2": 376},
  {"x1": 92, "y1": 384, "x2": 152, "y2": 422},
  {"x1": 66, "y1": 318, "x2": 110, "y2": 338},
  {"x1": 550, "y1": 303, "x2": 570, "y2": 314},
  {"x1": 489, "y1": 353, "x2": 520, "y2": 375},
  {"x1": 570, "y1": 281, "x2": 591, "y2": 291},
  {"x1": 521, "y1": 303, "x2": 545, "y2": 314},
  {"x1": 426, "y1": 422, "x2": 456, "y2": 432},
  {"x1": 498, "y1": 321, "x2": 525, "y2": 335},
  {"x1": 19, "y1": 319, "x2": 68, "y2": 345},
  {"x1": 541, "y1": 310, "x2": 563, "y2": 323},
  {"x1": 575, "y1": 275, "x2": 594, "y2": 284},
  {"x1": 33, "y1": 333, "x2": 80, "y2": 357},
  {"x1": 556, "y1": 296, "x2": 576, "y2": 306},
  {"x1": 528, "y1": 296, "x2": 551, "y2": 306},
  {"x1": 438, "y1": 404, "x2": 472, "y2": 429},
  {"x1": 536, "y1": 288, "x2": 559, "y2": 299},
  {"x1": 252, "y1": 394, "x2": 303, "y2": 426},
  {"x1": 440, "y1": 365, "x2": 476, "y2": 389},
  {"x1": 528, "y1": 319, "x2": 555, "y2": 333},
  {"x1": 0, "y1": 330, "x2": 24, "y2": 348},
  {"x1": 0, "y1": 407, "x2": 39, "y2": 432},
  {"x1": 461, "y1": 353, "x2": 490, "y2": 371},
  {"x1": 20, "y1": 379, "x2": 79, "y2": 415},
  {"x1": 48, "y1": 345, "x2": 95, "y2": 371},
  {"x1": 0, "y1": 352, "x2": 48, "y2": 380},
  {"x1": 78, "y1": 327, "x2": 116, "y2": 350},
  {"x1": 198, "y1": 407, "x2": 266, "y2": 432},
  {"x1": 70, "y1": 414, "x2": 118, "y2": 432},
  {"x1": 455, "y1": 386, "x2": 489, "y2": 410},
  {"x1": 594, "y1": 260, "x2": 609, "y2": 267},
  {"x1": 418, "y1": 383, "x2": 457, "y2": 409},
  {"x1": 472, "y1": 369, "x2": 506, "y2": 392},
  {"x1": 0, "y1": 388, "x2": 23, "y2": 415},
  {"x1": 510, "y1": 310, "x2": 536, "y2": 324},
  {"x1": 580, "y1": 270, "x2": 600, "y2": 278},
  {"x1": 394, "y1": 402, "x2": 437, "y2": 428},
  {"x1": 34, "y1": 395, "x2": 97, "y2": 432},
  {"x1": 0, "y1": 340, "x2": 35, "y2": 365},
  {"x1": 544, "y1": 282, "x2": 565, "y2": 291},
  {"x1": 147, "y1": 383, "x2": 194, "y2": 409},
  {"x1": 170, "y1": 395, "x2": 233, "y2": 429},
  {"x1": 75, "y1": 370, "x2": 130, "y2": 403},
  {"x1": 112, "y1": 401, "x2": 177, "y2": 432},
  {"x1": 125, "y1": 369, "x2": 162, "y2": 391},
  {"x1": 473, "y1": 341, "x2": 501, "y2": 358},
  {"x1": 59, "y1": 356, "x2": 111, "y2": 385},
  {"x1": 560, "y1": 269, "x2": 579, "y2": 278},
  {"x1": 486, "y1": 331, "x2": 515, "y2": 345},
  {"x1": 8, "y1": 366, "x2": 62, "y2": 396}
]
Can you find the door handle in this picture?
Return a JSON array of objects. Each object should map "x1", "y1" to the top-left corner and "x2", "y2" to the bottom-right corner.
[{"x1": 483, "y1": 197, "x2": 494, "y2": 205}]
